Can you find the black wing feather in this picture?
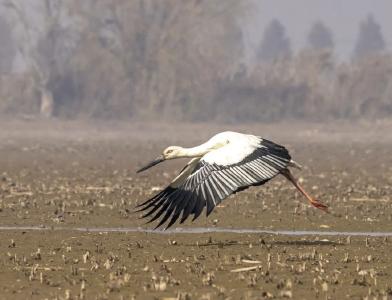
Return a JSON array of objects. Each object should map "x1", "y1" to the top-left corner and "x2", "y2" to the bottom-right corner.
[
  {"x1": 181, "y1": 189, "x2": 200, "y2": 223},
  {"x1": 166, "y1": 190, "x2": 193, "y2": 229}
]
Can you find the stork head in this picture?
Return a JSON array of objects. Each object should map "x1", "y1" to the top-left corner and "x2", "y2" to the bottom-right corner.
[
  {"x1": 162, "y1": 146, "x2": 183, "y2": 160},
  {"x1": 136, "y1": 146, "x2": 183, "y2": 173}
]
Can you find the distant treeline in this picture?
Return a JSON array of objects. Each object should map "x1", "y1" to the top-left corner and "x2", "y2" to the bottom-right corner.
[
  {"x1": 0, "y1": 1, "x2": 391, "y2": 122},
  {"x1": 218, "y1": 52, "x2": 392, "y2": 122}
]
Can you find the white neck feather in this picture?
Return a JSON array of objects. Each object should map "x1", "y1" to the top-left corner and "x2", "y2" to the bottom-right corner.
[
  {"x1": 179, "y1": 145, "x2": 210, "y2": 157},
  {"x1": 172, "y1": 134, "x2": 228, "y2": 158}
]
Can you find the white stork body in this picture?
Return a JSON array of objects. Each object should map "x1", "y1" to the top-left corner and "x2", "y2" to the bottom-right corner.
[{"x1": 136, "y1": 131, "x2": 327, "y2": 229}]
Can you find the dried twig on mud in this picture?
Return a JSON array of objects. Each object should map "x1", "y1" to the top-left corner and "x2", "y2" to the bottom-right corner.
[
  {"x1": 241, "y1": 259, "x2": 262, "y2": 264},
  {"x1": 230, "y1": 265, "x2": 262, "y2": 273}
]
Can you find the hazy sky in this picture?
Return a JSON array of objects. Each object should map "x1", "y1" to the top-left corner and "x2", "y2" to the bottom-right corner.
[{"x1": 244, "y1": 0, "x2": 392, "y2": 61}]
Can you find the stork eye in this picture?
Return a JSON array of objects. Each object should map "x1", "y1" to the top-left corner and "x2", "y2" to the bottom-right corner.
[{"x1": 167, "y1": 149, "x2": 173, "y2": 154}]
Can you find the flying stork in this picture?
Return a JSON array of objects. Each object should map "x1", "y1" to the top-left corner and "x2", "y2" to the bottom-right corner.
[{"x1": 136, "y1": 131, "x2": 328, "y2": 229}]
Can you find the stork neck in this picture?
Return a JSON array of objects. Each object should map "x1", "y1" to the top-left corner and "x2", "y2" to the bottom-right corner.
[{"x1": 180, "y1": 145, "x2": 210, "y2": 158}]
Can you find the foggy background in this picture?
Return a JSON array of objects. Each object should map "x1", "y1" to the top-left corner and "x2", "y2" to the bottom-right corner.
[{"x1": 0, "y1": 0, "x2": 391, "y2": 122}]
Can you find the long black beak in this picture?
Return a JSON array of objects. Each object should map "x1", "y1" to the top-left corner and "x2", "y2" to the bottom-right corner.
[{"x1": 136, "y1": 155, "x2": 165, "y2": 173}]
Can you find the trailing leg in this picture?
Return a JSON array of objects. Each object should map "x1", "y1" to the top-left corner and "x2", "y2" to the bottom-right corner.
[{"x1": 281, "y1": 168, "x2": 328, "y2": 212}]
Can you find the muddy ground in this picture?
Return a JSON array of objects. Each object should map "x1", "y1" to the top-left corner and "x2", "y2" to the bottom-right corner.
[{"x1": 0, "y1": 120, "x2": 391, "y2": 300}]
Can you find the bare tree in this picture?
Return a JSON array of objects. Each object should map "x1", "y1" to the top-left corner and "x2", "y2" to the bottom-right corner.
[
  {"x1": 1, "y1": 0, "x2": 78, "y2": 117},
  {"x1": 67, "y1": 0, "x2": 246, "y2": 120},
  {"x1": 0, "y1": 15, "x2": 15, "y2": 73}
]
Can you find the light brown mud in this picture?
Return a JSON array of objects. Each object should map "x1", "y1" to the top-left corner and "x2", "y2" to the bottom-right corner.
[{"x1": 0, "y1": 121, "x2": 391, "y2": 299}]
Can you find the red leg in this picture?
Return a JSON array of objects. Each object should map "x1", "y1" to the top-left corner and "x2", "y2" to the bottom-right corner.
[{"x1": 281, "y1": 169, "x2": 328, "y2": 213}]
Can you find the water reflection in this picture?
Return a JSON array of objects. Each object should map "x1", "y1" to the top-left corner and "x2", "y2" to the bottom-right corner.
[{"x1": 1, "y1": 226, "x2": 392, "y2": 237}]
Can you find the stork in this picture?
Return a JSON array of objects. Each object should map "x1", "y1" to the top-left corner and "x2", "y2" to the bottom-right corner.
[{"x1": 136, "y1": 131, "x2": 328, "y2": 229}]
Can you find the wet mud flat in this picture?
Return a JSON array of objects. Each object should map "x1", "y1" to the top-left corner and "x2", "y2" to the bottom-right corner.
[
  {"x1": 0, "y1": 120, "x2": 392, "y2": 299},
  {"x1": 1, "y1": 230, "x2": 392, "y2": 300}
]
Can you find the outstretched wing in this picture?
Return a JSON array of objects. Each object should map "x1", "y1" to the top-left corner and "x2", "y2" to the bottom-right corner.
[{"x1": 136, "y1": 138, "x2": 291, "y2": 229}]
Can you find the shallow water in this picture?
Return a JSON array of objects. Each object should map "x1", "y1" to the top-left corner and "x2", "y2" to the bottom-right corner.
[{"x1": 1, "y1": 225, "x2": 392, "y2": 237}]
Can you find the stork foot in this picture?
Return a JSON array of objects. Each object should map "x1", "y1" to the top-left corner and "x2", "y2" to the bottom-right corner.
[{"x1": 309, "y1": 198, "x2": 328, "y2": 212}]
